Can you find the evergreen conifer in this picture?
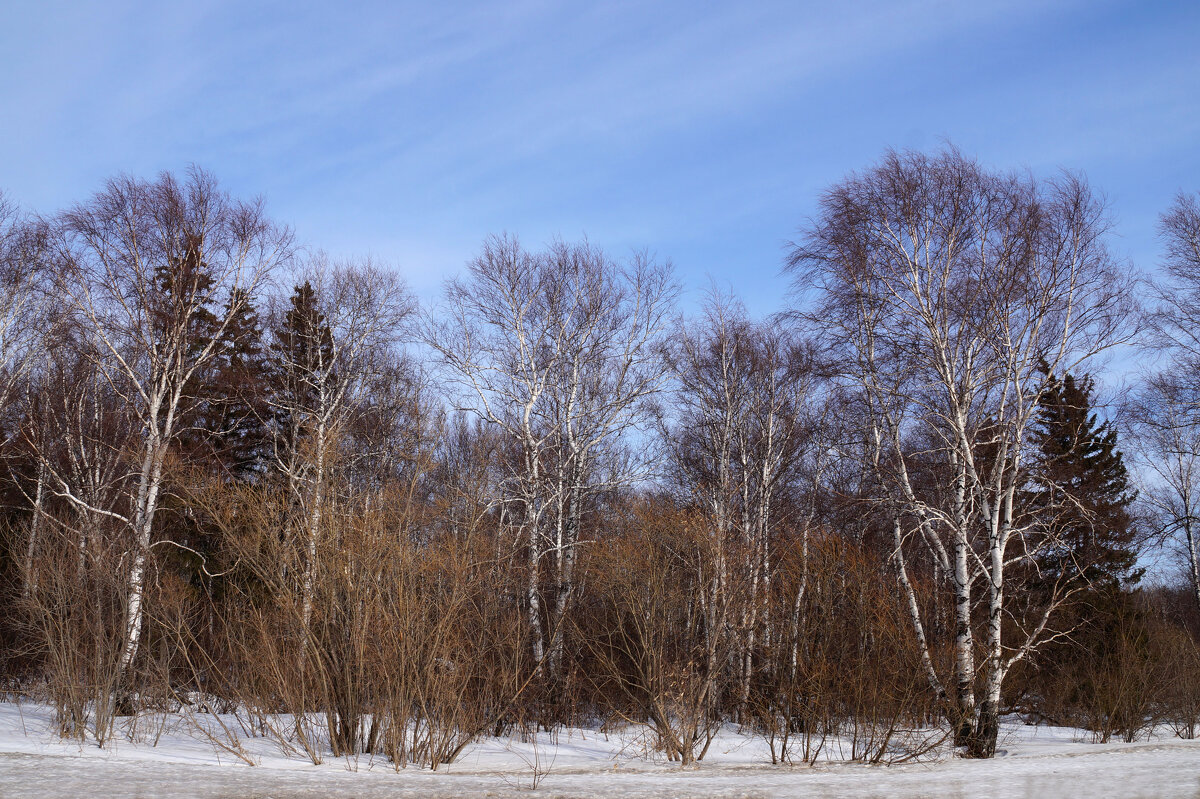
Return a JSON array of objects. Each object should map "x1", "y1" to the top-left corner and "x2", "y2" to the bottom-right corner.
[{"x1": 1029, "y1": 367, "x2": 1141, "y2": 591}]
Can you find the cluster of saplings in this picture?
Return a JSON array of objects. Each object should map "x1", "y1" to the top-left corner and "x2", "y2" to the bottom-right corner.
[{"x1": 0, "y1": 149, "x2": 1198, "y2": 767}]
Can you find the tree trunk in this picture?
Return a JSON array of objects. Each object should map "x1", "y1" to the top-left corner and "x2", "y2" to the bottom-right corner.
[
  {"x1": 951, "y1": 535, "x2": 976, "y2": 746},
  {"x1": 967, "y1": 692, "x2": 1001, "y2": 758},
  {"x1": 119, "y1": 436, "x2": 167, "y2": 680},
  {"x1": 21, "y1": 460, "x2": 47, "y2": 600}
]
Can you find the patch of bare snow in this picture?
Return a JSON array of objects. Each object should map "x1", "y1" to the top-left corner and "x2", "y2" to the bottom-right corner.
[{"x1": 1, "y1": 702, "x2": 1198, "y2": 798}]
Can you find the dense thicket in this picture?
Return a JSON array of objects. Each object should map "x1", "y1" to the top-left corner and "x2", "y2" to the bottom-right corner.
[{"x1": 0, "y1": 155, "x2": 1197, "y2": 765}]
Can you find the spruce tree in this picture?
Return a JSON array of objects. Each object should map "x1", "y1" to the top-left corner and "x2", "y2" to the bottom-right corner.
[
  {"x1": 206, "y1": 289, "x2": 272, "y2": 480},
  {"x1": 155, "y1": 233, "x2": 221, "y2": 465},
  {"x1": 153, "y1": 232, "x2": 219, "y2": 369},
  {"x1": 269, "y1": 281, "x2": 336, "y2": 465},
  {"x1": 1029, "y1": 368, "x2": 1141, "y2": 591},
  {"x1": 1026, "y1": 369, "x2": 1150, "y2": 734},
  {"x1": 151, "y1": 234, "x2": 252, "y2": 586}
]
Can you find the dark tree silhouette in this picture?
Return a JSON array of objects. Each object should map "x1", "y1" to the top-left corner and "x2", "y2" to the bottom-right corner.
[{"x1": 1029, "y1": 368, "x2": 1141, "y2": 592}]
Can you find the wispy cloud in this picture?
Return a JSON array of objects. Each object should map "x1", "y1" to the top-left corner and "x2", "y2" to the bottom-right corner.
[{"x1": 1, "y1": 0, "x2": 1195, "y2": 316}]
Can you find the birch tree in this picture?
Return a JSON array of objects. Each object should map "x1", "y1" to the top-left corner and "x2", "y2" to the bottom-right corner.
[
  {"x1": 266, "y1": 257, "x2": 414, "y2": 647},
  {"x1": 50, "y1": 168, "x2": 291, "y2": 688},
  {"x1": 663, "y1": 293, "x2": 822, "y2": 719},
  {"x1": 1138, "y1": 193, "x2": 1200, "y2": 608},
  {"x1": 0, "y1": 192, "x2": 53, "y2": 595},
  {"x1": 0, "y1": 193, "x2": 47, "y2": 417},
  {"x1": 1153, "y1": 192, "x2": 1200, "y2": 395},
  {"x1": 22, "y1": 343, "x2": 132, "y2": 584},
  {"x1": 1133, "y1": 375, "x2": 1200, "y2": 609},
  {"x1": 789, "y1": 148, "x2": 1136, "y2": 756},
  {"x1": 425, "y1": 235, "x2": 676, "y2": 689}
]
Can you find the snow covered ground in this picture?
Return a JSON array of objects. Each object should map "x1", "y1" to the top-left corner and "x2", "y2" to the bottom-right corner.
[{"x1": 1, "y1": 701, "x2": 1198, "y2": 798}]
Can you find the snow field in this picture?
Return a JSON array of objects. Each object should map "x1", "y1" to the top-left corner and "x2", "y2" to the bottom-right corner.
[{"x1": 1, "y1": 701, "x2": 1199, "y2": 797}]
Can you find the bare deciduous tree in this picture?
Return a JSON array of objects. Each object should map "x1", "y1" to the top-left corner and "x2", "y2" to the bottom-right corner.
[
  {"x1": 49, "y1": 168, "x2": 291, "y2": 687},
  {"x1": 21, "y1": 345, "x2": 131, "y2": 591},
  {"x1": 1154, "y1": 192, "x2": 1200, "y2": 391},
  {"x1": 1137, "y1": 193, "x2": 1200, "y2": 608},
  {"x1": 790, "y1": 148, "x2": 1137, "y2": 756},
  {"x1": 662, "y1": 292, "x2": 824, "y2": 719},
  {"x1": 0, "y1": 192, "x2": 48, "y2": 415},
  {"x1": 0, "y1": 193, "x2": 52, "y2": 589},
  {"x1": 426, "y1": 236, "x2": 676, "y2": 691},
  {"x1": 266, "y1": 256, "x2": 415, "y2": 649}
]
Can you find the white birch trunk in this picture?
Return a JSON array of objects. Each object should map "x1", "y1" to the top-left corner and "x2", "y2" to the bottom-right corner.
[{"x1": 21, "y1": 460, "x2": 47, "y2": 601}]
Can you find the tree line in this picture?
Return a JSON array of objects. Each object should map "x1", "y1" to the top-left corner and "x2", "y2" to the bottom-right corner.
[{"x1": 0, "y1": 149, "x2": 1198, "y2": 764}]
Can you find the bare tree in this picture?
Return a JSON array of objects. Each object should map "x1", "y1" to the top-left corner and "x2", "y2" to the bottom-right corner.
[
  {"x1": 586, "y1": 498, "x2": 736, "y2": 765},
  {"x1": 662, "y1": 292, "x2": 823, "y2": 719},
  {"x1": 0, "y1": 193, "x2": 52, "y2": 589},
  {"x1": 790, "y1": 148, "x2": 1137, "y2": 756},
  {"x1": 49, "y1": 168, "x2": 292, "y2": 687},
  {"x1": 1153, "y1": 193, "x2": 1200, "y2": 394},
  {"x1": 21, "y1": 343, "x2": 132, "y2": 589},
  {"x1": 1137, "y1": 193, "x2": 1200, "y2": 608},
  {"x1": 425, "y1": 235, "x2": 676, "y2": 690},
  {"x1": 265, "y1": 255, "x2": 415, "y2": 649},
  {"x1": 0, "y1": 192, "x2": 47, "y2": 416}
]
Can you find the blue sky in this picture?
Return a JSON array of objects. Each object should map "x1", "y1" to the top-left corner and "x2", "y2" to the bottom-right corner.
[{"x1": 2, "y1": 0, "x2": 1197, "y2": 316}]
